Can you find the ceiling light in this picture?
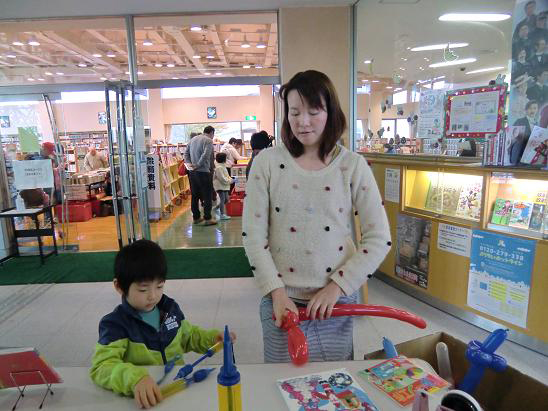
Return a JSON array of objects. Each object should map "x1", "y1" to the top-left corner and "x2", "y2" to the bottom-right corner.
[
  {"x1": 466, "y1": 66, "x2": 505, "y2": 75},
  {"x1": 5, "y1": 54, "x2": 16, "y2": 59},
  {"x1": 12, "y1": 41, "x2": 24, "y2": 46},
  {"x1": 192, "y1": 55, "x2": 201, "y2": 59},
  {"x1": 28, "y1": 40, "x2": 40, "y2": 46},
  {"x1": 206, "y1": 54, "x2": 215, "y2": 59},
  {"x1": 27, "y1": 78, "x2": 35, "y2": 81},
  {"x1": 243, "y1": 64, "x2": 251, "y2": 69},
  {"x1": 399, "y1": 67, "x2": 406, "y2": 71},
  {"x1": 256, "y1": 43, "x2": 266, "y2": 49},
  {"x1": 45, "y1": 71, "x2": 53, "y2": 76},
  {"x1": 372, "y1": 80, "x2": 380, "y2": 83},
  {"x1": 255, "y1": 65, "x2": 263, "y2": 69},
  {"x1": 386, "y1": 86, "x2": 393, "y2": 89},
  {"x1": 215, "y1": 72, "x2": 222, "y2": 75},
  {"x1": 125, "y1": 71, "x2": 130, "y2": 74},
  {"x1": 401, "y1": 58, "x2": 407, "y2": 61},
  {"x1": 419, "y1": 67, "x2": 425, "y2": 70},
  {"x1": 241, "y1": 43, "x2": 251, "y2": 48},
  {"x1": 100, "y1": 77, "x2": 107, "y2": 80},
  {"x1": 137, "y1": 71, "x2": 144, "y2": 75},
  {"x1": 106, "y1": 53, "x2": 116, "y2": 58},
  {"x1": 154, "y1": 63, "x2": 163, "y2": 68},
  {"x1": 38, "y1": 78, "x2": 45, "y2": 81},
  {"x1": 362, "y1": 79, "x2": 369, "y2": 82},
  {"x1": 429, "y1": 57, "x2": 477, "y2": 68},
  {"x1": 364, "y1": 60, "x2": 372, "y2": 64},
  {"x1": 411, "y1": 43, "x2": 468, "y2": 52},
  {"x1": 166, "y1": 63, "x2": 175, "y2": 68},
  {"x1": 92, "y1": 53, "x2": 102, "y2": 58},
  {"x1": 204, "y1": 72, "x2": 211, "y2": 75},
  {"x1": 56, "y1": 72, "x2": 64, "y2": 75},
  {"x1": 143, "y1": 40, "x2": 153, "y2": 46},
  {"x1": 424, "y1": 58, "x2": 430, "y2": 61},
  {"x1": 78, "y1": 63, "x2": 88, "y2": 67},
  {"x1": 190, "y1": 25, "x2": 202, "y2": 32},
  {"x1": 172, "y1": 77, "x2": 179, "y2": 79},
  {"x1": 110, "y1": 77, "x2": 117, "y2": 80},
  {"x1": 439, "y1": 13, "x2": 511, "y2": 22}
]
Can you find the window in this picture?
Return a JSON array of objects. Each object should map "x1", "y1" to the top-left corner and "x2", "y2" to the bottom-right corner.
[
  {"x1": 411, "y1": 89, "x2": 421, "y2": 103},
  {"x1": 396, "y1": 118, "x2": 410, "y2": 139},
  {"x1": 392, "y1": 90, "x2": 407, "y2": 105},
  {"x1": 357, "y1": 84, "x2": 371, "y2": 94},
  {"x1": 161, "y1": 85, "x2": 260, "y2": 99},
  {"x1": 433, "y1": 81, "x2": 446, "y2": 90},
  {"x1": 381, "y1": 119, "x2": 396, "y2": 141}
]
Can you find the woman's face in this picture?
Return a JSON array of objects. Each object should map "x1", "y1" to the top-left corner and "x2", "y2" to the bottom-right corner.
[
  {"x1": 287, "y1": 89, "x2": 328, "y2": 150},
  {"x1": 518, "y1": 49, "x2": 527, "y2": 63}
]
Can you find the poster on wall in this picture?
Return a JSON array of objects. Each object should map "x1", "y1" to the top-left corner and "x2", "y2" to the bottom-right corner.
[
  {"x1": 395, "y1": 214, "x2": 431, "y2": 289},
  {"x1": 0, "y1": 115, "x2": 10, "y2": 128},
  {"x1": 13, "y1": 159, "x2": 54, "y2": 190},
  {"x1": 445, "y1": 85, "x2": 507, "y2": 138},
  {"x1": 437, "y1": 223, "x2": 472, "y2": 257},
  {"x1": 146, "y1": 154, "x2": 161, "y2": 219},
  {"x1": 98, "y1": 111, "x2": 107, "y2": 125},
  {"x1": 207, "y1": 106, "x2": 217, "y2": 119},
  {"x1": 467, "y1": 230, "x2": 535, "y2": 328},
  {"x1": 384, "y1": 168, "x2": 400, "y2": 203},
  {"x1": 417, "y1": 89, "x2": 445, "y2": 139},
  {"x1": 508, "y1": 0, "x2": 548, "y2": 140}
]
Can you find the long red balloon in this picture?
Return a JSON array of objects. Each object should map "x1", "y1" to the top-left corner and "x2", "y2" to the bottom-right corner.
[{"x1": 277, "y1": 304, "x2": 427, "y2": 366}]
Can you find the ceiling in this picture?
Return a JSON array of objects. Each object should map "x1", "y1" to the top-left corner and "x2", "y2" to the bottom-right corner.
[
  {"x1": 0, "y1": 13, "x2": 278, "y2": 85},
  {"x1": 356, "y1": 0, "x2": 515, "y2": 92}
]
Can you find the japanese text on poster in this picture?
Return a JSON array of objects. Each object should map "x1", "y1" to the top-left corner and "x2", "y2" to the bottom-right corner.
[
  {"x1": 437, "y1": 223, "x2": 472, "y2": 257},
  {"x1": 448, "y1": 91, "x2": 501, "y2": 135},
  {"x1": 467, "y1": 230, "x2": 535, "y2": 328},
  {"x1": 384, "y1": 168, "x2": 400, "y2": 203},
  {"x1": 417, "y1": 89, "x2": 445, "y2": 139},
  {"x1": 13, "y1": 160, "x2": 54, "y2": 189},
  {"x1": 395, "y1": 214, "x2": 431, "y2": 289}
]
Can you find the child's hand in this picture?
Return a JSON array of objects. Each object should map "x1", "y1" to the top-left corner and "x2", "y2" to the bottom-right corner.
[
  {"x1": 133, "y1": 375, "x2": 163, "y2": 409},
  {"x1": 306, "y1": 281, "x2": 343, "y2": 321},
  {"x1": 271, "y1": 287, "x2": 299, "y2": 327},
  {"x1": 216, "y1": 331, "x2": 237, "y2": 343}
]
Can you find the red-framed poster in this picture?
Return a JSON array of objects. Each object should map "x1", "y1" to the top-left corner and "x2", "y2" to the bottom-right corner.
[{"x1": 445, "y1": 84, "x2": 507, "y2": 138}]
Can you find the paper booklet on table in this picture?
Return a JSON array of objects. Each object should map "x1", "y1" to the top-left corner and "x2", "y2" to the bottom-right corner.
[
  {"x1": 358, "y1": 356, "x2": 449, "y2": 407},
  {"x1": 0, "y1": 347, "x2": 62, "y2": 389},
  {"x1": 277, "y1": 368, "x2": 379, "y2": 411}
]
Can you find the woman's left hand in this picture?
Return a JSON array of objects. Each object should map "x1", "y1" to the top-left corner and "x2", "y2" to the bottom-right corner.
[{"x1": 306, "y1": 281, "x2": 343, "y2": 321}]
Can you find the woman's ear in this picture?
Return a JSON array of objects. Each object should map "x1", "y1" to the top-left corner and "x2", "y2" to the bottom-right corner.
[{"x1": 113, "y1": 279, "x2": 124, "y2": 296}]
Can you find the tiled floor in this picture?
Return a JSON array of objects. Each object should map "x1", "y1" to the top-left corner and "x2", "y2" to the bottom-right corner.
[{"x1": 0, "y1": 277, "x2": 546, "y2": 383}]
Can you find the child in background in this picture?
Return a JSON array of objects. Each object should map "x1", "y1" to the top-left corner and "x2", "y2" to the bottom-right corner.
[
  {"x1": 213, "y1": 152, "x2": 233, "y2": 220},
  {"x1": 89, "y1": 240, "x2": 235, "y2": 409},
  {"x1": 243, "y1": 70, "x2": 391, "y2": 363}
]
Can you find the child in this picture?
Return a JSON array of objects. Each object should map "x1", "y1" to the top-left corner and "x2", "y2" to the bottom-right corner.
[
  {"x1": 89, "y1": 240, "x2": 235, "y2": 409},
  {"x1": 213, "y1": 152, "x2": 233, "y2": 220},
  {"x1": 242, "y1": 70, "x2": 391, "y2": 363}
]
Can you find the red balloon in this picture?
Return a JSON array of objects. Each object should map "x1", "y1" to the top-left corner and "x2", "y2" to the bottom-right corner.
[{"x1": 274, "y1": 304, "x2": 426, "y2": 366}]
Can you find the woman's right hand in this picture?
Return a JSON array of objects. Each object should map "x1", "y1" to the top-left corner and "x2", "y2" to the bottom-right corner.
[{"x1": 271, "y1": 287, "x2": 299, "y2": 328}]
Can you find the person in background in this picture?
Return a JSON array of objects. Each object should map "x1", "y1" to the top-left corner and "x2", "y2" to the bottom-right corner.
[
  {"x1": 512, "y1": 48, "x2": 531, "y2": 80},
  {"x1": 246, "y1": 131, "x2": 272, "y2": 178},
  {"x1": 243, "y1": 70, "x2": 391, "y2": 363},
  {"x1": 458, "y1": 139, "x2": 477, "y2": 157},
  {"x1": 221, "y1": 138, "x2": 243, "y2": 175},
  {"x1": 517, "y1": 1, "x2": 538, "y2": 34},
  {"x1": 39, "y1": 142, "x2": 63, "y2": 205},
  {"x1": 531, "y1": 11, "x2": 547, "y2": 44},
  {"x1": 84, "y1": 147, "x2": 108, "y2": 171},
  {"x1": 514, "y1": 100, "x2": 539, "y2": 137},
  {"x1": 527, "y1": 36, "x2": 547, "y2": 77},
  {"x1": 183, "y1": 126, "x2": 217, "y2": 225},
  {"x1": 526, "y1": 69, "x2": 548, "y2": 104},
  {"x1": 213, "y1": 152, "x2": 233, "y2": 220},
  {"x1": 513, "y1": 24, "x2": 533, "y2": 59}
]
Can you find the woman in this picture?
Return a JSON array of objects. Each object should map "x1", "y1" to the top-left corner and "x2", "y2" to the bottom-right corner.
[{"x1": 242, "y1": 70, "x2": 391, "y2": 363}]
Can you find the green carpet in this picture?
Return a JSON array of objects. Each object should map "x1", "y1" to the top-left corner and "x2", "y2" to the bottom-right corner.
[{"x1": 0, "y1": 247, "x2": 252, "y2": 285}]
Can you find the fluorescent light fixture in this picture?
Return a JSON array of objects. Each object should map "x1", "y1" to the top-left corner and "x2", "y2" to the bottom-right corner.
[
  {"x1": 92, "y1": 53, "x2": 102, "y2": 58},
  {"x1": 204, "y1": 72, "x2": 211, "y2": 75},
  {"x1": 142, "y1": 40, "x2": 153, "y2": 46},
  {"x1": 386, "y1": 86, "x2": 393, "y2": 89},
  {"x1": 439, "y1": 13, "x2": 511, "y2": 22},
  {"x1": 399, "y1": 67, "x2": 406, "y2": 71},
  {"x1": 419, "y1": 67, "x2": 425, "y2": 70},
  {"x1": 137, "y1": 71, "x2": 144, "y2": 75},
  {"x1": 424, "y1": 58, "x2": 430, "y2": 61},
  {"x1": 192, "y1": 55, "x2": 201, "y2": 59},
  {"x1": 256, "y1": 43, "x2": 266, "y2": 49},
  {"x1": 100, "y1": 77, "x2": 107, "y2": 80},
  {"x1": 364, "y1": 60, "x2": 372, "y2": 64},
  {"x1": 6, "y1": 54, "x2": 16, "y2": 59},
  {"x1": 56, "y1": 72, "x2": 64, "y2": 75},
  {"x1": 429, "y1": 57, "x2": 477, "y2": 68},
  {"x1": 166, "y1": 63, "x2": 175, "y2": 67},
  {"x1": 28, "y1": 40, "x2": 40, "y2": 46},
  {"x1": 45, "y1": 71, "x2": 53, "y2": 76},
  {"x1": 401, "y1": 58, "x2": 407, "y2": 61},
  {"x1": 27, "y1": 78, "x2": 35, "y2": 81},
  {"x1": 255, "y1": 65, "x2": 263, "y2": 69},
  {"x1": 78, "y1": 63, "x2": 87, "y2": 67},
  {"x1": 38, "y1": 78, "x2": 45, "y2": 81},
  {"x1": 172, "y1": 77, "x2": 179, "y2": 79},
  {"x1": 125, "y1": 71, "x2": 130, "y2": 74},
  {"x1": 215, "y1": 72, "x2": 222, "y2": 75},
  {"x1": 154, "y1": 63, "x2": 163, "y2": 68},
  {"x1": 206, "y1": 55, "x2": 215, "y2": 59},
  {"x1": 466, "y1": 66, "x2": 505, "y2": 75},
  {"x1": 241, "y1": 43, "x2": 251, "y2": 48},
  {"x1": 362, "y1": 79, "x2": 369, "y2": 82},
  {"x1": 372, "y1": 80, "x2": 380, "y2": 83},
  {"x1": 12, "y1": 41, "x2": 24, "y2": 46},
  {"x1": 190, "y1": 25, "x2": 202, "y2": 31},
  {"x1": 411, "y1": 43, "x2": 468, "y2": 52},
  {"x1": 106, "y1": 53, "x2": 116, "y2": 58},
  {"x1": 243, "y1": 64, "x2": 251, "y2": 69}
]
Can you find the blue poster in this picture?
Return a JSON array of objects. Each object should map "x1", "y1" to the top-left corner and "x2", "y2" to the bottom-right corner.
[{"x1": 467, "y1": 230, "x2": 536, "y2": 328}]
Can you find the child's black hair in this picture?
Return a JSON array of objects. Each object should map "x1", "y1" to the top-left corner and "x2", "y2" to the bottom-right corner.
[
  {"x1": 114, "y1": 239, "x2": 167, "y2": 295},
  {"x1": 216, "y1": 152, "x2": 227, "y2": 163}
]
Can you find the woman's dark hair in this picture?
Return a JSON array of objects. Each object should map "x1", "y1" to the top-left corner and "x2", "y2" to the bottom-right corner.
[
  {"x1": 114, "y1": 239, "x2": 167, "y2": 295},
  {"x1": 228, "y1": 138, "x2": 238, "y2": 145},
  {"x1": 216, "y1": 152, "x2": 227, "y2": 163},
  {"x1": 279, "y1": 70, "x2": 346, "y2": 160}
]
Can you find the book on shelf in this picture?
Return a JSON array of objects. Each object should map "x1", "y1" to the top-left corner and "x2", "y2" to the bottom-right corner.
[
  {"x1": 491, "y1": 198, "x2": 513, "y2": 225},
  {"x1": 508, "y1": 201, "x2": 534, "y2": 229},
  {"x1": 520, "y1": 126, "x2": 548, "y2": 166},
  {"x1": 529, "y1": 203, "x2": 545, "y2": 231},
  {"x1": 0, "y1": 347, "x2": 62, "y2": 388},
  {"x1": 424, "y1": 180, "x2": 462, "y2": 216},
  {"x1": 455, "y1": 180, "x2": 482, "y2": 220}
]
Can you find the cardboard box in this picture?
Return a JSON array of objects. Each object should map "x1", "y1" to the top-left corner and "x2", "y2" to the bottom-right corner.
[{"x1": 364, "y1": 332, "x2": 547, "y2": 411}]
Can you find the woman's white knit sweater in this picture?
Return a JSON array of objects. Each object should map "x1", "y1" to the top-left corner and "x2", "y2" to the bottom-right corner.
[{"x1": 242, "y1": 144, "x2": 392, "y2": 300}]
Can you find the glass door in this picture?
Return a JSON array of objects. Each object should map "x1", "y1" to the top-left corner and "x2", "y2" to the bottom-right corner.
[{"x1": 104, "y1": 81, "x2": 150, "y2": 248}]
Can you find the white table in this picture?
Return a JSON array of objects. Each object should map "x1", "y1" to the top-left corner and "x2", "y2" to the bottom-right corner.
[{"x1": 0, "y1": 360, "x2": 447, "y2": 410}]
